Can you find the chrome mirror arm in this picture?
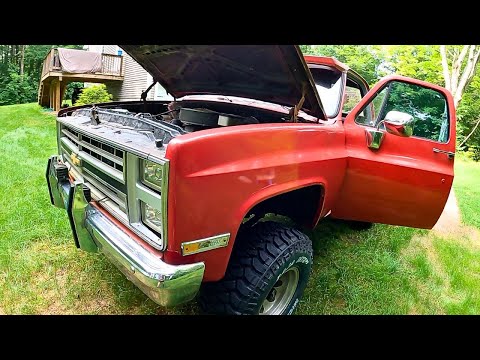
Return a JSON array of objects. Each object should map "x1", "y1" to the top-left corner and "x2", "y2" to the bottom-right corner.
[
  {"x1": 376, "y1": 120, "x2": 386, "y2": 131},
  {"x1": 365, "y1": 128, "x2": 385, "y2": 150}
]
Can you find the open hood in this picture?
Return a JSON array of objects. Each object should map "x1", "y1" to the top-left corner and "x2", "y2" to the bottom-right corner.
[{"x1": 119, "y1": 45, "x2": 326, "y2": 120}]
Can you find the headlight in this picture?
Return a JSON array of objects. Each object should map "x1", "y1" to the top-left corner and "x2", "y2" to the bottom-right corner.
[
  {"x1": 141, "y1": 201, "x2": 163, "y2": 235},
  {"x1": 142, "y1": 160, "x2": 163, "y2": 191}
]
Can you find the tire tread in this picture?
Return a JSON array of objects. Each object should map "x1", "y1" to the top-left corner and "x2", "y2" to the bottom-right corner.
[{"x1": 199, "y1": 221, "x2": 313, "y2": 315}]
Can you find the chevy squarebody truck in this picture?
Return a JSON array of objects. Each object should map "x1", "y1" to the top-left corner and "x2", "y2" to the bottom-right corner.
[{"x1": 46, "y1": 45, "x2": 456, "y2": 315}]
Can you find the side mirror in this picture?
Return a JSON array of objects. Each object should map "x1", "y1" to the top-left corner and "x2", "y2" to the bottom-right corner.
[
  {"x1": 378, "y1": 110, "x2": 415, "y2": 137},
  {"x1": 366, "y1": 110, "x2": 415, "y2": 150}
]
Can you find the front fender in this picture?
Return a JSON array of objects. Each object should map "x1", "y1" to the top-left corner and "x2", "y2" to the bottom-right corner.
[{"x1": 162, "y1": 123, "x2": 347, "y2": 281}]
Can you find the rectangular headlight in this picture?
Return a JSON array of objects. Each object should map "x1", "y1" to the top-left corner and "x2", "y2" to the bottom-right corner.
[
  {"x1": 141, "y1": 201, "x2": 163, "y2": 235},
  {"x1": 142, "y1": 160, "x2": 163, "y2": 191}
]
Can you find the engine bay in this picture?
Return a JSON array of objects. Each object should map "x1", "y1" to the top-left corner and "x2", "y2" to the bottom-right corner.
[
  {"x1": 155, "y1": 97, "x2": 292, "y2": 134},
  {"x1": 61, "y1": 97, "x2": 306, "y2": 146}
]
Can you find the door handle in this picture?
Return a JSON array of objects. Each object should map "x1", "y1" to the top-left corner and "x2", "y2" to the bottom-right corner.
[{"x1": 433, "y1": 148, "x2": 455, "y2": 159}]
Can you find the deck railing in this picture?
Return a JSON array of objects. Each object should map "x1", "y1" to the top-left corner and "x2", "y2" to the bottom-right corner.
[{"x1": 41, "y1": 48, "x2": 124, "y2": 79}]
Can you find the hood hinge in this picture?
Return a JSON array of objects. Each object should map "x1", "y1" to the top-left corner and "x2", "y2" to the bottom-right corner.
[
  {"x1": 141, "y1": 81, "x2": 158, "y2": 102},
  {"x1": 289, "y1": 85, "x2": 306, "y2": 123}
]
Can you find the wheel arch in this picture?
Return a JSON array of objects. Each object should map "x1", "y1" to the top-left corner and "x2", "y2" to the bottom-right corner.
[
  {"x1": 187, "y1": 181, "x2": 327, "y2": 283},
  {"x1": 231, "y1": 181, "x2": 326, "y2": 246}
]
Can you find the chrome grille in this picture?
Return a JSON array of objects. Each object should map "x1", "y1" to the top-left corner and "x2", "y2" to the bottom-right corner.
[
  {"x1": 60, "y1": 125, "x2": 126, "y2": 212},
  {"x1": 62, "y1": 128, "x2": 124, "y2": 172},
  {"x1": 58, "y1": 122, "x2": 168, "y2": 250}
]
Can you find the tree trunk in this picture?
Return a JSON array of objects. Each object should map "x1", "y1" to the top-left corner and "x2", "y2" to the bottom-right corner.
[
  {"x1": 440, "y1": 45, "x2": 480, "y2": 109},
  {"x1": 20, "y1": 45, "x2": 25, "y2": 76},
  {"x1": 5, "y1": 45, "x2": 9, "y2": 67},
  {"x1": 10, "y1": 45, "x2": 15, "y2": 67},
  {"x1": 459, "y1": 118, "x2": 480, "y2": 148},
  {"x1": 440, "y1": 46, "x2": 450, "y2": 91}
]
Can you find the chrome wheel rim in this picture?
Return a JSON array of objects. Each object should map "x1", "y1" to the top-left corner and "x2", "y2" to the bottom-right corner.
[{"x1": 259, "y1": 267, "x2": 299, "y2": 315}]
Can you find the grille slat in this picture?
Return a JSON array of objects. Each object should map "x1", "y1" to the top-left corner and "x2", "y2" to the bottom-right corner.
[
  {"x1": 64, "y1": 155, "x2": 126, "y2": 211},
  {"x1": 82, "y1": 168, "x2": 127, "y2": 211},
  {"x1": 60, "y1": 125, "x2": 126, "y2": 211},
  {"x1": 63, "y1": 127, "x2": 124, "y2": 173}
]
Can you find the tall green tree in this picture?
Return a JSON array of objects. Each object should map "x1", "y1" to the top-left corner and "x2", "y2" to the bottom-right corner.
[
  {"x1": 300, "y1": 45, "x2": 386, "y2": 85},
  {"x1": 440, "y1": 45, "x2": 480, "y2": 108},
  {"x1": 439, "y1": 46, "x2": 480, "y2": 150},
  {"x1": 0, "y1": 45, "x2": 83, "y2": 106},
  {"x1": 456, "y1": 74, "x2": 480, "y2": 149},
  {"x1": 384, "y1": 45, "x2": 443, "y2": 85}
]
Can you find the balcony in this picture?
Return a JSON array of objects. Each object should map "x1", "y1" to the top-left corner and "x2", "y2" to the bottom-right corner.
[{"x1": 38, "y1": 48, "x2": 124, "y2": 111}]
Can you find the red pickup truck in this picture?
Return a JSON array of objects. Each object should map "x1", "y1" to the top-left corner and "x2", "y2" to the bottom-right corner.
[{"x1": 46, "y1": 45, "x2": 456, "y2": 315}]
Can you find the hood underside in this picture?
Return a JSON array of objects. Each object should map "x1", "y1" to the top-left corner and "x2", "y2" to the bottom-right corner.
[{"x1": 119, "y1": 45, "x2": 326, "y2": 120}]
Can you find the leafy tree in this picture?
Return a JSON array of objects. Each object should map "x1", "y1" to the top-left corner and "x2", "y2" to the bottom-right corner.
[
  {"x1": 65, "y1": 82, "x2": 84, "y2": 100},
  {"x1": 439, "y1": 45, "x2": 480, "y2": 151},
  {"x1": 0, "y1": 66, "x2": 37, "y2": 105},
  {"x1": 440, "y1": 45, "x2": 480, "y2": 108},
  {"x1": 300, "y1": 45, "x2": 385, "y2": 85},
  {"x1": 74, "y1": 84, "x2": 112, "y2": 106},
  {"x1": 456, "y1": 74, "x2": 480, "y2": 149},
  {"x1": 384, "y1": 45, "x2": 443, "y2": 85},
  {"x1": 0, "y1": 45, "x2": 83, "y2": 106}
]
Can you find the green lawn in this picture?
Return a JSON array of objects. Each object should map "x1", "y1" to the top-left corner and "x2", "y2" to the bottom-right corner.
[
  {"x1": 0, "y1": 103, "x2": 479, "y2": 314},
  {"x1": 454, "y1": 157, "x2": 480, "y2": 229}
]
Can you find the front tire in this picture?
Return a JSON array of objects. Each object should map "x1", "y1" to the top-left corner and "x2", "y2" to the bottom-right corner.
[{"x1": 199, "y1": 221, "x2": 313, "y2": 315}]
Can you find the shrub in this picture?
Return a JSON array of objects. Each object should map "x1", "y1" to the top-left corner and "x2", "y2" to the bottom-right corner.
[
  {"x1": 0, "y1": 67, "x2": 37, "y2": 106},
  {"x1": 74, "y1": 84, "x2": 112, "y2": 106},
  {"x1": 66, "y1": 82, "x2": 84, "y2": 100},
  {"x1": 465, "y1": 145, "x2": 480, "y2": 162}
]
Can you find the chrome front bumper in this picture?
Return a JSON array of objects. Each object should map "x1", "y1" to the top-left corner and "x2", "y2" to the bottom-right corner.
[{"x1": 46, "y1": 155, "x2": 205, "y2": 307}]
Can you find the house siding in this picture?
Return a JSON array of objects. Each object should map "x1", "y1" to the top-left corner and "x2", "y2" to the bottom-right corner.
[
  {"x1": 110, "y1": 52, "x2": 149, "y2": 101},
  {"x1": 102, "y1": 45, "x2": 117, "y2": 55},
  {"x1": 86, "y1": 45, "x2": 172, "y2": 102}
]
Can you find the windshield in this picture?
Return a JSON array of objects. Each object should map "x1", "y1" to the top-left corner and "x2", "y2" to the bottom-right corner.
[{"x1": 309, "y1": 66, "x2": 343, "y2": 118}]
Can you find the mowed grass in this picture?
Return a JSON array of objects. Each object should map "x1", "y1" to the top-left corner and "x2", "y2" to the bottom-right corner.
[
  {"x1": 454, "y1": 157, "x2": 480, "y2": 229},
  {"x1": 0, "y1": 103, "x2": 197, "y2": 314},
  {"x1": 0, "y1": 103, "x2": 479, "y2": 315}
]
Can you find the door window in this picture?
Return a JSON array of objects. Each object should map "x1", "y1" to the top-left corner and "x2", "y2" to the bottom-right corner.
[
  {"x1": 343, "y1": 80, "x2": 364, "y2": 114},
  {"x1": 355, "y1": 81, "x2": 450, "y2": 143}
]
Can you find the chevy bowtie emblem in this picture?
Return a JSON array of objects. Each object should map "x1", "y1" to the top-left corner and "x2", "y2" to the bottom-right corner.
[{"x1": 70, "y1": 152, "x2": 81, "y2": 166}]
